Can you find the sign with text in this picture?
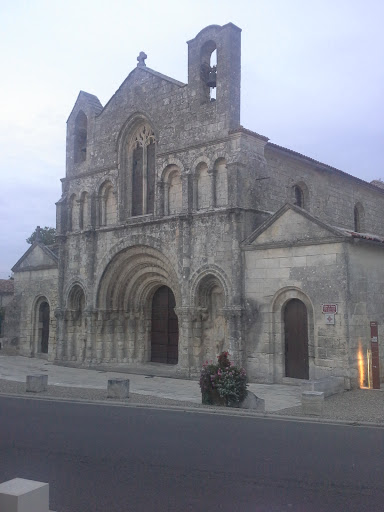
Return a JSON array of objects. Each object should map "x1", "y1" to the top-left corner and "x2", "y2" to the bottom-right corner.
[
  {"x1": 322, "y1": 304, "x2": 338, "y2": 314},
  {"x1": 370, "y1": 321, "x2": 380, "y2": 389}
]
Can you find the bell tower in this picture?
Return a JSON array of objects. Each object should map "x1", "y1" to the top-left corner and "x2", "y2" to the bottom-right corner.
[{"x1": 187, "y1": 23, "x2": 241, "y2": 130}]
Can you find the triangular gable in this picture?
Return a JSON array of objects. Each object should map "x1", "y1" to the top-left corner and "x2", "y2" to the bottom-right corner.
[
  {"x1": 242, "y1": 203, "x2": 347, "y2": 249},
  {"x1": 12, "y1": 242, "x2": 58, "y2": 273},
  {"x1": 101, "y1": 66, "x2": 186, "y2": 114}
]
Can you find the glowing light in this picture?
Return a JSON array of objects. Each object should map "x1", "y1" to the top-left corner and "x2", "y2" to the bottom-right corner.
[{"x1": 357, "y1": 341, "x2": 365, "y2": 388}]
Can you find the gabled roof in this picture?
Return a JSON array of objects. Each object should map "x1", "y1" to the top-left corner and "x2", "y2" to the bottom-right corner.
[
  {"x1": 67, "y1": 90, "x2": 103, "y2": 122},
  {"x1": 242, "y1": 203, "x2": 348, "y2": 249},
  {"x1": 100, "y1": 66, "x2": 186, "y2": 114},
  {"x1": 12, "y1": 242, "x2": 58, "y2": 273},
  {"x1": 242, "y1": 203, "x2": 384, "y2": 251}
]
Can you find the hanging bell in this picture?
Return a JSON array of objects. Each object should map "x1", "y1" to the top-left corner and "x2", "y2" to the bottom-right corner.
[{"x1": 206, "y1": 66, "x2": 217, "y2": 88}]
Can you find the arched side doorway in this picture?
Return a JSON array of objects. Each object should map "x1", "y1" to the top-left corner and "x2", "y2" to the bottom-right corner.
[
  {"x1": 284, "y1": 299, "x2": 309, "y2": 379},
  {"x1": 38, "y1": 301, "x2": 50, "y2": 354},
  {"x1": 151, "y1": 286, "x2": 178, "y2": 364}
]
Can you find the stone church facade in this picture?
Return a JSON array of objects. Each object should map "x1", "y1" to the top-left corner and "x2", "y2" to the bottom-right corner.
[{"x1": 7, "y1": 24, "x2": 384, "y2": 389}]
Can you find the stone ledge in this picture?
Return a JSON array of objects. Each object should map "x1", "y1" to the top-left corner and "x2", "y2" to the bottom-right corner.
[{"x1": 301, "y1": 376, "x2": 344, "y2": 397}]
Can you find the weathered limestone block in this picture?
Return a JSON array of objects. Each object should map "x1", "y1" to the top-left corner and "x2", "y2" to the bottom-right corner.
[
  {"x1": 107, "y1": 378, "x2": 130, "y2": 399},
  {"x1": 0, "y1": 478, "x2": 49, "y2": 512},
  {"x1": 301, "y1": 391, "x2": 324, "y2": 416},
  {"x1": 239, "y1": 391, "x2": 265, "y2": 412},
  {"x1": 26, "y1": 374, "x2": 48, "y2": 393},
  {"x1": 301, "y1": 376, "x2": 344, "y2": 397}
]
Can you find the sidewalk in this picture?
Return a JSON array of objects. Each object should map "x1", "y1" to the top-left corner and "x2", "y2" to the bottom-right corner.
[
  {"x1": 1, "y1": 355, "x2": 384, "y2": 424},
  {"x1": 0, "y1": 355, "x2": 301, "y2": 412}
]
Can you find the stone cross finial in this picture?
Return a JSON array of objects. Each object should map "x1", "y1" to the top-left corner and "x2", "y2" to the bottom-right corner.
[{"x1": 137, "y1": 51, "x2": 147, "y2": 67}]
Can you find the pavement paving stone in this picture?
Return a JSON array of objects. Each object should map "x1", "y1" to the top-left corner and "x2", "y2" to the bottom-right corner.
[{"x1": 1, "y1": 355, "x2": 384, "y2": 424}]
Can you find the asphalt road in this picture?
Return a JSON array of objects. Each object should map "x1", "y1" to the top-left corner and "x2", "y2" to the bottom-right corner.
[{"x1": 0, "y1": 396, "x2": 383, "y2": 512}]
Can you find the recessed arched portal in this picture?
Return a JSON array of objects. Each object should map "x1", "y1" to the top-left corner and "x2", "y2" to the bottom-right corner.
[
  {"x1": 96, "y1": 245, "x2": 181, "y2": 364},
  {"x1": 151, "y1": 286, "x2": 178, "y2": 364},
  {"x1": 284, "y1": 299, "x2": 309, "y2": 379},
  {"x1": 39, "y1": 301, "x2": 50, "y2": 354}
]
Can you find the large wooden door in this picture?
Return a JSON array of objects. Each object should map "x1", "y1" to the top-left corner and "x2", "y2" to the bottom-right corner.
[
  {"x1": 284, "y1": 299, "x2": 309, "y2": 379},
  {"x1": 151, "y1": 286, "x2": 178, "y2": 364},
  {"x1": 39, "y1": 302, "x2": 50, "y2": 354}
]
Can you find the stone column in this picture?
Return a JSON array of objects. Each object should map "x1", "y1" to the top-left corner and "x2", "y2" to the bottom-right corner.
[
  {"x1": 223, "y1": 306, "x2": 244, "y2": 367},
  {"x1": 164, "y1": 184, "x2": 170, "y2": 216},
  {"x1": 192, "y1": 176, "x2": 198, "y2": 211},
  {"x1": 208, "y1": 168, "x2": 216, "y2": 209},
  {"x1": 84, "y1": 308, "x2": 96, "y2": 363},
  {"x1": 126, "y1": 311, "x2": 136, "y2": 362},
  {"x1": 95, "y1": 312, "x2": 105, "y2": 362},
  {"x1": 136, "y1": 308, "x2": 148, "y2": 363},
  {"x1": 54, "y1": 308, "x2": 64, "y2": 361},
  {"x1": 181, "y1": 170, "x2": 191, "y2": 213},
  {"x1": 156, "y1": 182, "x2": 165, "y2": 217},
  {"x1": 175, "y1": 307, "x2": 194, "y2": 376}
]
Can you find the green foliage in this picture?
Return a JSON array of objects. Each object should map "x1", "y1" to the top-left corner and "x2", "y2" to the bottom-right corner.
[
  {"x1": 199, "y1": 351, "x2": 247, "y2": 406},
  {"x1": 26, "y1": 226, "x2": 56, "y2": 246}
]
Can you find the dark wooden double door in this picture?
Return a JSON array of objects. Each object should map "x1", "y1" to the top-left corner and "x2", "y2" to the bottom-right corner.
[
  {"x1": 39, "y1": 302, "x2": 50, "y2": 354},
  {"x1": 284, "y1": 299, "x2": 309, "y2": 380},
  {"x1": 151, "y1": 286, "x2": 178, "y2": 364}
]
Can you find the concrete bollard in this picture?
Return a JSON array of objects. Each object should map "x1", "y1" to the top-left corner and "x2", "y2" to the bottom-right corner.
[
  {"x1": 301, "y1": 391, "x2": 324, "y2": 416},
  {"x1": 26, "y1": 374, "x2": 48, "y2": 393},
  {"x1": 107, "y1": 378, "x2": 130, "y2": 399},
  {"x1": 0, "y1": 478, "x2": 49, "y2": 512}
]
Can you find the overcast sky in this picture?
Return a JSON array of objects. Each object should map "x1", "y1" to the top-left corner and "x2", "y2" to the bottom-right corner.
[{"x1": 0, "y1": 0, "x2": 383, "y2": 279}]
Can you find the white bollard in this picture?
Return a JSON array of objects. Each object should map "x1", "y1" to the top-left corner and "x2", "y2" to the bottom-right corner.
[
  {"x1": 26, "y1": 375, "x2": 48, "y2": 393},
  {"x1": 107, "y1": 378, "x2": 130, "y2": 399},
  {"x1": 0, "y1": 478, "x2": 49, "y2": 512}
]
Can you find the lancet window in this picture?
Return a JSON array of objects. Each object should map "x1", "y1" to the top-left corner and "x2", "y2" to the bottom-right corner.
[{"x1": 129, "y1": 123, "x2": 156, "y2": 216}]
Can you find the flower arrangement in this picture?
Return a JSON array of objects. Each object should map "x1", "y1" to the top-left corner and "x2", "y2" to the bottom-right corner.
[{"x1": 199, "y1": 351, "x2": 247, "y2": 406}]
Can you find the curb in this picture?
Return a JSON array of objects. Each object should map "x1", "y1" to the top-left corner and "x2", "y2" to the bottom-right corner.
[{"x1": 1, "y1": 391, "x2": 383, "y2": 429}]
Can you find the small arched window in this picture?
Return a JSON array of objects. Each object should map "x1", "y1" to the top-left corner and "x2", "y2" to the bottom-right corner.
[
  {"x1": 168, "y1": 169, "x2": 182, "y2": 215},
  {"x1": 74, "y1": 111, "x2": 87, "y2": 164},
  {"x1": 68, "y1": 194, "x2": 79, "y2": 232},
  {"x1": 294, "y1": 185, "x2": 304, "y2": 208},
  {"x1": 214, "y1": 158, "x2": 228, "y2": 207},
  {"x1": 99, "y1": 182, "x2": 117, "y2": 226},
  {"x1": 196, "y1": 162, "x2": 210, "y2": 210},
  {"x1": 79, "y1": 192, "x2": 90, "y2": 230}
]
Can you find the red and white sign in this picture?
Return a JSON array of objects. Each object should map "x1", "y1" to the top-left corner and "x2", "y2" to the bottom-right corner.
[{"x1": 322, "y1": 304, "x2": 338, "y2": 314}]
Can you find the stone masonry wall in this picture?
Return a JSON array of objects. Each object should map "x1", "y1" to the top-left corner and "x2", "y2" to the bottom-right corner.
[
  {"x1": 244, "y1": 242, "x2": 349, "y2": 384},
  {"x1": 15, "y1": 268, "x2": 58, "y2": 360},
  {"x1": 262, "y1": 146, "x2": 384, "y2": 236},
  {"x1": 346, "y1": 242, "x2": 384, "y2": 386}
]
